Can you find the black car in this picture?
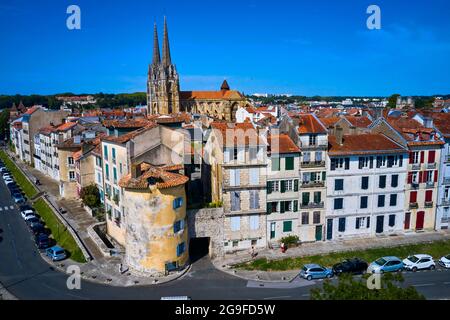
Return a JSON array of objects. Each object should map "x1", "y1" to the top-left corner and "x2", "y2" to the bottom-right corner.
[
  {"x1": 30, "y1": 222, "x2": 45, "y2": 235},
  {"x1": 332, "y1": 258, "x2": 368, "y2": 275},
  {"x1": 35, "y1": 233, "x2": 50, "y2": 249},
  {"x1": 20, "y1": 204, "x2": 33, "y2": 212},
  {"x1": 26, "y1": 216, "x2": 41, "y2": 227}
]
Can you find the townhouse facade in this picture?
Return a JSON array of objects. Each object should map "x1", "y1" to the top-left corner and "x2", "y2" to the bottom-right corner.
[{"x1": 326, "y1": 130, "x2": 408, "y2": 240}]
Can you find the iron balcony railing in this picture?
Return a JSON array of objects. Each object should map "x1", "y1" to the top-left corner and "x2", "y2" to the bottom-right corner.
[{"x1": 300, "y1": 201, "x2": 324, "y2": 209}]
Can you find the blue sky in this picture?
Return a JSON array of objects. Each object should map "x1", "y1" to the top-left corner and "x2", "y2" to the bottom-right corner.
[{"x1": 1, "y1": 0, "x2": 449, "y2": 96}]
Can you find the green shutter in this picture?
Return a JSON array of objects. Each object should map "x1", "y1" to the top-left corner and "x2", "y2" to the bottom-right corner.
[
  {"x1": 322, "y1": 171, "x2": 326, "y2": 181},
  {"x1": 281, "y1": 180, "x2": 286, "y2": 193},
  {"x1": 293, "y1": 200, "x2": 298, "y2": 212},
  {"x1": 283, "y1": 221, "x2": 292, "y2": 232},
  {"x1": 280, "y1": 201, "x2": 285, "y2": 213},
  {"x1": 285, "y1": 157, "x2": 294, "y2": 170},
  {"x1": 267, "y1": 181, "x2": 272, "y2": 194},
  {"x1": 294, "y1": 179, "x2": 299, "y2": 191},
  {"x1": 266, "y1": 203, "x2": 271, "y2": 214},
  {"x1": 302, "y1": 192, "x2": 310, "y2": 205}
]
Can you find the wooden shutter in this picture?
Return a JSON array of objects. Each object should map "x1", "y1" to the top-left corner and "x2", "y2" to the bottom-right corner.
[
  {"x1": 407, "y1": 172, "x2": 413, "y2": 184},
  {"x1": 293, "y1": 200, "x2": 298, "y2": 212},
  {"x1": 280, "y1": 180, "x2": 286, "y2": 193},
  {"x1": 420, "y1": 151, "x2": 425, "y2": 163},
  {"x1": 345, "y1": 158, "x2": 350, "y2": 170},
  {"x1": 410, "y1": 191, "x2": 417, "y2": 203},
  {"x1": 369, "y1": 156, "x2": 373, "y2": 168},
  {"x1": 434, "y1": 170, "x2": 438, "y2": 182},
  {"x1": 425, "y1": 190, "x2": 433, "y2": 202},
  {"x1": 294, "y1": 179, "x2": 299, "y2": 191},
  {"x1": 428, "y1": 151, "x2": 435, "y2": 163},
  {"x1": 330, "y1": 158, "x2": 336, "y2": 171},
  {"x1": 409, "y1": 151, "x2": 413, "y2": 164},
  {"x1": 267, "y1": 181, "x2": 272, "y2": 194}
]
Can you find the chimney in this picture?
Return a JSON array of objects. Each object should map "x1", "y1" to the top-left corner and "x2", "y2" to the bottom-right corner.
[
  {"x1": 131, "y1": 163, "x2": 142, "y2": 179},
  {"x1": 350, "y1": 125, "x2": 357, "y2": 135},
  {"x1": 336, "y1": 126, "x2": 344, "y2": 145}
]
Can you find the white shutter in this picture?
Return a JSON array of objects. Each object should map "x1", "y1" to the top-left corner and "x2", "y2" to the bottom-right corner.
[
  {"x1": 250, "y1": 168, "x2": 259, "y2": 185},
  {"x1": 238, "y1": 147, "x2": 245, "y2": 162},
  {"x1": 250, "y1": 215, "x2": 259, "y2": 230},
  {"x1": 231, "y1": 216, "x2": 241, "y2": 231},
  {"x1": 224, "y1": 149, "x2": 230, "y2": 163}
]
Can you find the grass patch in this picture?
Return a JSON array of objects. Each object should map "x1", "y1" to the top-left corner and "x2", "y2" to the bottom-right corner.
[
  {"x1": 33, "y1": 198, "x2": 86, "y2": 263},
  {"x1": 233, "y1": 240, "x2": 450, "y2": 271},
  {"x1": 0, "y1": 150, "x2": 38, "y2": 198}
]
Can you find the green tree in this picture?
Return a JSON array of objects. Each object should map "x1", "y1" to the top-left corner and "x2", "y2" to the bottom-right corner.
[
  {"x1": 310, "y1": 273, "x2": 425, "y2": 300},
  {"x1": 80, "y1": 184, "x2": 101, "y2": 208},
  {"x1": 0, "y1": 108, "x2": 10, "y2": 141},
  {"x1": 387, "y1": 94, "x2": 400, "y2": 109}
]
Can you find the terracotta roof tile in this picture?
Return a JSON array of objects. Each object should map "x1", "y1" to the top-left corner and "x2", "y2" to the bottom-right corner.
[
  {"x1": 329, "y1": 133, "x2": 406, "y2": 156},
  {"x1": 210, "y1": 122, "x2": 266, "y2": 147},
  {"x1": 268, "y1": 134, "x2": 300, "y2": 154},
  {"x1": 119, "y1": 163, "x2": 188, "y2": 190},
  {"x1": 386, "y1": 116, "x2": 444, "y2": 146},
  {"x1": 295, "y1": 114, "x2": 327, "y2": 134},
  {"x1": 56, "y1": 122, "x2": 77, "y2": 131},
  {"x1": 102, "y1": 118, "x2": 151, "y2": 128},
  {"x1": 345, "y1": 116, "x2": 372, "y2": 128},
  {"x1": 180, "y1": 90, "x2": 243, "y2": 100},
  {"x1": 102, "y1": 123, "x2": 158, "y2": 144}
]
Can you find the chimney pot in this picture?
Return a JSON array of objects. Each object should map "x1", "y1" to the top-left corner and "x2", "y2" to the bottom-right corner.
[
  {"x1": 131, "y1": 163, "x2": 142, "y2": 179},
  {"x1": 336, "y1": 126, "x2": 344, "y2": 145}
]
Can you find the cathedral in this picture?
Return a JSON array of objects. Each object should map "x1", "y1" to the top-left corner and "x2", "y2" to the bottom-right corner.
[{"x1": 147, "y1": 18, "x2": 250, "y2": 121}]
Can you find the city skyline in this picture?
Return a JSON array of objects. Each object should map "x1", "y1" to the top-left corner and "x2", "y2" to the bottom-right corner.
[{"x1": 1, "y1": 0, "x2": 450, "y2": 96}]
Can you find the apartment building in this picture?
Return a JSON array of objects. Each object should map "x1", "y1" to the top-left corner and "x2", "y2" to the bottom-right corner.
[
  {"x1": 266, "y1": 134, "x2": 301, "y2": 243},
  {"x1": 326, "y1": 129, "x2": 408, "y2": 240},
  {"x1": 207, "y1": 122, "x2": 268, "y2": 252},
  {"x1": 19, "y1": 106, "x2": 70, "y2": 165},
  {"x1": 101, "y1": 123, "x2": 184, "y2": 246},
  {"x1": 10, "y1": 118, "x2": 24, "y2": 160},
  {"x1": 370, "y1": 115, "x2": 444, "y2": 231}
]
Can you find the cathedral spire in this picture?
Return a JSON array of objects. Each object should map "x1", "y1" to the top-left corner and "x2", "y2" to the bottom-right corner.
[
  {"x1": 152, "y1": 23, "x2": 161, "y2": 65},
  {"x1": 162, "y1": 16, "x2": 172, "y2": 67}
]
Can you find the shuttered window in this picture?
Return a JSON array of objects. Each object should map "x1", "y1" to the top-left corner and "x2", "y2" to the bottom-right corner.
[
  {"x1": 249, "y1": 190, "x2": 260, "y2": 209},
  {"x1": 338, "y1": 218, "x2": 346, "y2": 232},
  {"x1": 285, "y1": 157, "x2": 294, "y2": 170},
  {"x1": 249, "y1": 215, "x2": 259, "y2": 230}
]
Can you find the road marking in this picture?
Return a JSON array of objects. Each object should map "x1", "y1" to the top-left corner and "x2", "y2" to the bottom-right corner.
[
  {"x1": 9, "y1": 205, "x2": 14, "y2": 209},
  {"x1": 413, "y1": 283, "x2": 434, "y2": 287},
  {"x1": 0, "y1": 207, "x2": 3, "y2": 211},
  {"x1": 263, "y1": 295, "x2": 291, "y2": 300},
  {"x1": 4, "y1": 206, "x2": 8, "y2": 210},
  {"x1": 302, "y1": 294, "x2": 310, "y2": 297},
  {"x1": 444, "y1": 282, "x2": 450, "y2": 285}
]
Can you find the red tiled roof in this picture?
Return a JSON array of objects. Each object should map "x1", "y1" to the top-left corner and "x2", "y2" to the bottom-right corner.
[
  {"x1": 102, "y1": 123, "x2": 158, "y2": 144},
  {"x1": 268, "y1": 134, "x2": 300, "y2": 154},
  {"x1": 180, "y1": 90, "x2": 243, "y2": 100},
  {"x1": 39, "y1": 125, "x2": 57, "y2": 135},
  {"x1": 345, "y1": 116, "x2": 372, "y2": 128},
  {"x1": 210, "y1": 122, "x2": 266, "y2": 147},
  {"x1": 25, "y1": 106, "x2": 40, "y2": 115},
  {"x1": 56, "y1": 122, "x2": 77, "y2": 132},
  {"x1": 328, "y1": 134, "x2": 406, "y2": 156},
  {"x1": 102, "y1": 118, "x2": 151, "y2": 128},
  {"x1": 318, "y1": 117, "x2": 340, "y2": 128},
  {"x1": 386, "y1": 116, "x2": 444, "y2": 146},
  {"x1": 296, "y1": 114, "x2": 327, "y2": 134},
  {"x1": 147, "y1": 113, "x2": 191, "y2": 124},
  {"x1": 119, "y1": 163, "x2": 188, "y2": 190}
]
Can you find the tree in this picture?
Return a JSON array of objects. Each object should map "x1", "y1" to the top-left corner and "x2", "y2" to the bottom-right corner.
[
  {"x1": 80, "y1": 184, "x2": 101, "y2": 208},
  {"x1": 310, "y1": 273, "x2": 425, "y2": 300},
  {"x1": 387, "y1": 94, "x2": 400, "y2": 109}
]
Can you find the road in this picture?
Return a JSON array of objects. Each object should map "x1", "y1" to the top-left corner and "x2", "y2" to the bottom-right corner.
[{"x1": 0, "y1": 177, "x2": 449, "y2": 300}]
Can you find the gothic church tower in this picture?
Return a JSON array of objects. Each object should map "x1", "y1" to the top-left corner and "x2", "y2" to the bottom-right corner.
[{"x1": 147, "y1": 17, "x2": 180, "y2": 115}]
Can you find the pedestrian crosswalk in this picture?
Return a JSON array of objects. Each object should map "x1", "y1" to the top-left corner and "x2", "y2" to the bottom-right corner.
[{"x1": 0, "y1": 205, "x2": 15, "y2": 212}]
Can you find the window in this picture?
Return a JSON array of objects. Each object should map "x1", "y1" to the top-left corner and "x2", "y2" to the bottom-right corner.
[
  {"x1": 334, "y1": 179, "x2": 344, "y2": 191},
  {"x1": 412, "y1": 152, "x2": 419, "y2": 164},
  {"x1": 428, "y1": 150, "x2": 436, "y2": 163},
  {"x1": 410, "y1": 191, "x2": 417, "y2": 203},
  {"x1": 389, "y1": 214, "x2": 396, "y2": 227},
  {"x1": 376, "y1": 156, "x2": 387, "y2": 168},
  {"x1": 271, "y1": 157, "x2": 280, "y2": 171},
  {"x1": 313, "y1": 191, "x2": 321, "y2": 204},
  {"x1": 425, "y1": 190, "x2": 433, "y2": 202},
  {"x1": 302, "y1": 212, "x2": 309, "y2": 225},
  {"x1": 378, "y1": 195, "x2": 385, "y2": 207},
  {"x1": 361, "y1": 176, "x2": 369, "y2": 190},
  {"x1": 249, "y1": 168, "x2": 259, "y2": 185},
  {"x1": 285, "y1": 157, "x2": 294, "y2": 170},
  {"x1": 267, "y1": 202, "x2": 277, "y2": 214},
  {"x1": 391, "y1": 174, "x2": 399, "y2": 188},
  {"x1": 173, "y1": 219, "x2": 185, "y2": 233},
  {"x1": 68, "y1": 157, "x2": 74, "y2": 165},
  {"x1": 283, "y1": 221, "x2": 292, "y2": 232},
  {"x1": 426, "y1": 170, "x2": 433, "y2": 183},
  {"x1": 176, "y1": 242, "x2": 186, "y2": 257},
  {"x1": 231, "y1": 191, "x2": 241, "y2": 211},
  {"x1": 103, "y1": 145, "x2": 108, "y2": 160},
  {"x1": 249, "y1": 190, "x2": 260, "y2": 209},
  {"x1": 232, "y1": 240, "x2": 239, "y2": 247},
  {"x1": 249, "y1": 215, "x2": 259, "y2": 230},
  {"x1": 303, "y1": 152, "x2": 311, "y2": 163},
  {"x1": 331, "y1": 157, "x2": 349, "y2": 170},
  {"x1": 334, "y1": 198, "x2": 343, "y2": 210},
  {"x1": 249, "y1": 147, "x2": 257, "y2": 161},
  {"x1": 173, "y1": 197, "x2": 183, "y2": 209},
  {"x1": 360, "y1": 196, "x2": 368, "y2": 209},
  {"x1": 113, "y1": 167, "x2": 117, "y2": 184},
  {"x1": 230, "y1": 169, "x2": 240, "y2": 186},
  {"x1": 309, "y1": 134, "x2": 317, "y2": 146},
  {"x1": 268, "y1": 181, "x2": 279, "y2": 192},
  {"x1": 233, "y1": 148, "x2": 238, "y2": 160},
  {"x1": 313, "y1": 211, "x2": 321, "y2": 224},
  {"x1": 112, "y1": 147, "x2": 116, "y2": 161},
  {"x1": 379, "y1": 175, "x2": 386, "y2": 189},
  {"x1": 355, "y1": 217, "x2": 368, "y2": 229},
  {"x1": 390, "y1": 194, "x2": 397, "y2": 206},
  {"x1": 69, "y1": 171, "x2": 75, "y2": 180},
  {"x1": 338, "y1": 218, "x2": 346, "y2": 232},
  {"x1": 315, "y1": 151, "x2": 322, "y2": 162},
  {"x1": 358, "y1": 156, "x2": 372, "y2": 169},
  {"x1": 230, "y1": 216, "x2": 240, "y2": 231}
]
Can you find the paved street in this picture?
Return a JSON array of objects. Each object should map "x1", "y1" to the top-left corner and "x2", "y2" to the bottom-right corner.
[{"x1": 1, "y1": 177, "x2": 450, "y2": 300}]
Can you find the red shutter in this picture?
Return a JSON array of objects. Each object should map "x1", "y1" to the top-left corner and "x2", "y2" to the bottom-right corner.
[
  {"x1": 420, "y1": 151, "x2": 425, "y2": 163},
  {"x1": 428, "y1": 151, "x2": 435, "y2": 163},
  {"x1": 419, "y1": 171, "x2": 423, "y2": 183},
  {"x1": 410, "y1": 191, "x2": 417, "y2": 203},
  {"x1": 409, "y1": 151, "x2": 413, "y2": 164},
  {"x1": 434, "y1": 170, "x2": 438, "y2": 182},
  {"x1": 425, "y1": 190, "x2": 433, "y2": 202},
  {"x1": 407, "y1": 172, "x2": 413, "y2": 184}
]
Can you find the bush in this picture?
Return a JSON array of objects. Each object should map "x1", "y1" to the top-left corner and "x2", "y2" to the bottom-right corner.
[
  {"x1": 206, "y1": 200, "x2": 223, "y2": 208},
  {"x1": 80, "y1": 184, "x2": 100, "y2": 208},
  {"x1": 280, "y1": 235, "x2": 299, "y2": 246}
]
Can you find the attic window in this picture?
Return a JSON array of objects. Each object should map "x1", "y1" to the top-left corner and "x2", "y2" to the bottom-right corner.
[{"x1": 147, "y1": 177, "x2": 157, "y2": 185}]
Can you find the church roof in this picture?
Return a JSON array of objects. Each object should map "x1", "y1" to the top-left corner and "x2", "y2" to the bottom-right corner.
[
  {"x1": 180, "y1": 90, "x2": 243, "y2": 101},
  {"x1": 220, "y1": 80, "x2": 230, "y2": 91}
]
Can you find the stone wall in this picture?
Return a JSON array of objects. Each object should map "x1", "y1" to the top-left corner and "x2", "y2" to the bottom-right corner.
[{"x1": 187, "y1": 208, "x2": 224, "y2": 258}]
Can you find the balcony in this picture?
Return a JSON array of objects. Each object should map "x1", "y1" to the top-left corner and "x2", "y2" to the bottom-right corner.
[
  {"x1": 410, "y1": 182, "x2": 419, "y2": 189},
  {"x1": 301, "y1": 181, "x2": 325, "y2": 188},
  {"x1": 301, "y1": 161, "x2": 325, "y2": 168},
  {"x1": 299, "y1": 142, "x2": 328, "y2": 150},
  {"x1": 426, "y1": 163, "x2": 436, "y2": 169},
  {"x1": 441, "y1": 199, "x2": 450, "y2": 206},
  {"x1": 426, "y1": 181, "x2": 435, "y2": 188},
  {"x1": 409, "y1": 202, "x2": 418, "y2": 209},
  {"x1": 425, "y1": 201, "x2": 434, "y2": 208},
  {"x1": 443, "y1": 178, "x2": 450, "y2": 185},
  {"x1": 300, "y1": 201, "x2": 324, "y2": 209},
  {"x1": 411, "y1": 163, "x2": 421, "y2": 170},
  {"x1": 446, "y1": 156, "x2": 450, "y2": 163}
]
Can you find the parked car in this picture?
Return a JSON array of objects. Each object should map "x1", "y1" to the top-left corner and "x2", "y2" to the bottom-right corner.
[
  {"x1": 300, "y1": 264, "x2": 334, "y2": 281},
  {"x1": 19, "y1": 204, "x2": 33, "y2": 212},
  {"x1": 2, "y1": 173, "x2": 11, "y2": 179},
  {"x1": 403, "y1": 254, "x2": 435, "y2": 272},
  {"x1": 367, "y1": 256, "x2": 404, "y2": 274},
  {"x1": 46, "y1": 246, "x2": 67, "y2": 261},
  {"x1": 12, "y1": 192, "x2": 25, "y2": 204},
  {"x1": 21, "y1": 209, "x2": 35, "y2": 219},
  {"x1": 34, "y1": 233, "x2": 50, "y2": 249},
  {"x1": 332, "y1": 258, "x2": 368, "y2": 275},
  {"x1": 5, "y1": 179, "x2": 15, "y2": 185},
  {"x1": 26, "y1": 217, "x2": 41, "y2": 227},
  {"x1": 30, "y1": 222, "x2": 46, "y2": 235},
  {"x1": 438, "y1": 255, "x2": 450, "y2": 269},
  {"x1": 0, "y1": 167, "x2": 8, "y2": 173}
]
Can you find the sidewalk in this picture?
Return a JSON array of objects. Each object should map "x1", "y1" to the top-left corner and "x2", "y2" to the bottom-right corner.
[
  {"x1": 6, "y1": 151, "x2": 190, "y2": 286},
  {"x1": 214, "y1": 230, "x2": 450, "y2": 282}
]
